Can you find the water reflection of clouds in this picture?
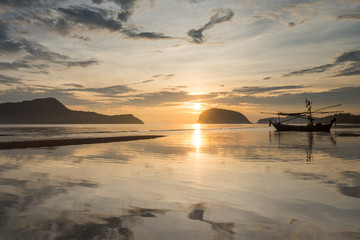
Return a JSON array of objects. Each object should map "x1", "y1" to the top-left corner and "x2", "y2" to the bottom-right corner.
[
  {"x1": 284, "y1": 169, "x2": 360, "y2": 199},
  {"x1": 0, "y1": 173, "x2": 98, "y2": 239},
  {"x1": 188, "y1": 203, "x2": 235, "y2": 240},
  {"x1": 0, "y1": 128, "x2": 359, "y2": 239},
  {"x1": 337, "y1": 171, "x2": 360, "y2": 198}
]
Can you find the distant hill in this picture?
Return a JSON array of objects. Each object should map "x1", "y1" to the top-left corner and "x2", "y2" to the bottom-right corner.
[
  {"x1": 317, "y1": 113, "x2": 360, "y2": 124},
  {"x1": 0, "y1": 98, "x2": 144, "y2": 124},
  {"x1": 257, "y1": 117, "x2": 309, "y2": 124},
  {"x1": 257, "y1": 113, "x2": 360, "y2": 124},
  {"x1": 197, "y1": 108, "x2": 251, "y2": 124}
]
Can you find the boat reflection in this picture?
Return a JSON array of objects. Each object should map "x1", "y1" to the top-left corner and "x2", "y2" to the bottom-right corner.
[
  {"x1": 269, "y1": 131, "x2": 337, "y2": 163},
  {"x1": 305, "y1": 133, "x2": 313, "y2": 163}
]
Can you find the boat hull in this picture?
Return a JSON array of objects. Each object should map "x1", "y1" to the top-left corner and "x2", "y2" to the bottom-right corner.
[{"x1": 270, "y1": 121, "x2": 333, "y2": 132}]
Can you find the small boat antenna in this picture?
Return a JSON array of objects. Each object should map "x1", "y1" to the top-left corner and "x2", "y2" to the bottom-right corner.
[{"x1": 305, "y1": 99, "x2": 314, "y2": 125}]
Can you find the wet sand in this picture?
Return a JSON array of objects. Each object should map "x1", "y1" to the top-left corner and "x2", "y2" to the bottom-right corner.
[
  {"x1": 0, "y1": 125, "x2": 359, "y2": 240},
  {"x1": 0, "y1": 135, "x2": 165, "y2": 149}
]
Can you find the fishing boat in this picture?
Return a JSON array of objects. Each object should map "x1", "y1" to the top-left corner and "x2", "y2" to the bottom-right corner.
[
  {"x1": 265, "y1": 99, "x2": 341, "y2": 132},
  {"x1": 270, "y1": 120, "x2": 334, "y2": 132}
]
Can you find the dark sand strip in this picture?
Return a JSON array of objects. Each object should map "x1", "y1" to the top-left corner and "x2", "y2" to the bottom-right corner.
[
  {"x1": 337, "y1": 132, "x2": 360, "y2": 137},
  {"x1": 0, "y1": 135, "x2": 165, "y2": 150}
]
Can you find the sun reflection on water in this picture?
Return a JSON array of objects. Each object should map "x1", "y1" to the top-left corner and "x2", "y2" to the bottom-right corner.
[{"x1": 192, "y1": 124, "x2": 202, "y2": 151}]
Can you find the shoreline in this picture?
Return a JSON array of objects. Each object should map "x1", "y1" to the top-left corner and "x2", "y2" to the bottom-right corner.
[{"x1": 0, "y1": 135, "x2": 165, "y2": 150}]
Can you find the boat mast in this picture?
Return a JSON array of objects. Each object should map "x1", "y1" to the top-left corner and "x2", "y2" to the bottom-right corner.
[{"x1": 306, "y1": 99, "x2": 314, "y2": 125}]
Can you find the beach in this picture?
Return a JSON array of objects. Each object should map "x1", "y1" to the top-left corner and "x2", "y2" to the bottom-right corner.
[{"x1": 0, "y1": 124, "x2": 359, "y2": 240}]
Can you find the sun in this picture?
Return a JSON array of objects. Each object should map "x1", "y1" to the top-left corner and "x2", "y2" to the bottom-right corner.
[{"x1": 191, "y1": 103, "x2": 202, "y2": 111}]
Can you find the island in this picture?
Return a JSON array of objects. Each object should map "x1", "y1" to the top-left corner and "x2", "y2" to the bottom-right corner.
[
  {"x1": 197, "y1": 108, "x2": 251, "y2": 124},
  {"x1": 0, "y1": 98, "x2": 144, "y2": 124},
  {"x1": 317, "y1": 113, "x2": 360, "y2": 124}
]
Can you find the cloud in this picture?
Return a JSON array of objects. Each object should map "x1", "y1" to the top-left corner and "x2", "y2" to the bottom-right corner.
[
  {"x1": 283, "y1": 64, "x2": 334, "y2": 77},
  {"x1": 21, "y1": 39, "x2": 69, "y2": 61},
  {"x1": 152, "y1": 74, "x2": 175, "y2": 80},
  {"x1": 50, "y1": 4, "x2": 174, "y2": 40},
  {"x1": 61, "y1": 59, "x2": 99, "y2": 68},
  {"x1": 116, "y1": 89, "x2": 220, "y2": 107},
  {"x1": 129, "y1": 79, "x2": 154, "y2": 85},
  {"x1": 335, "y1": 50, "x2": 360, "y2": 63},
  {"x1": 208, "y1": 86, "x2": 360, "y2": 109},
  {"x1": 120, "y1": 91, "x2": 204, "y2": 106},
  {"x1": 1, "y1": 36, "x2": 68, "y2": 64},
  {"x1": 140, "y1": 79, "x2": 154, "y2": 84},
  {"x1": 0, "y1": 60, "x2": 41, "y2": 71},
  {"x1": 90, "y1": 0, "x2": 140, "y2": 23},
  {"x1": 112, "y1": 0, "x2": 140, "y2": 22},
  {"x1": 0, "y1": 83, "x2": 136, "y2": 106},
  {"x1": 69, "y1": 85, "x2": 136, "y2": 96},
  {"x1": 0, "y1": 83, "x2": 136, "y2": 112},
  {"x1": 0, "y1": 21, "x2": 99, "y2": 72},
  {"x1": 32, "y1": 13, "x2": 73, "y2": 36},
  {"x1": 0, "y1": 20, "x2": 23, "y2": 52},
  {"x1": 92, "y1": 0, "x2": 105, "y2": 3},
  {"x1": 0, "y1": 74, "x2": 22, "y2": 85},
  {"x1": 335, "y1": 8, "x2": 360, "y2": 20},
  {"x1": 0, "y1": 0, "x2": 43, "y2": 7},
  {"x1": 71, "y1": 34, "x2": 91, "y2": 42},
  {"x1": 187, "y1": 8, "x2": 234, "y2": 44},
  {"x1": 263, "y1": 76, "x2": 271, "y2": 80},
  {"x1": 332, "y1": 63, "x2": 360, "y2": 77},
  {"x1": 251, "y1": 3, "x2": 317, "y2": 29},
  {"x1": 117, "y1": 10, "x2": 133, "y2": 22},
  {"x1": 62, "y1": 83, "x2": 84, "y2": 88},
  {"x1": 122, "y1": 29, "x2": 173, "y2": 40},
  {"x1": 92, "y1": 0, "x2": 139, "y2": 10},
  {"x1": 58, "y1": 6, "x2": 123, "y2": 32},
  {"x1": 233, "y1": 85, "x2": 305, "y2": 94},
  {"x1": 0, "y1": 58, "x2": 97, "y2": 72},
  {"x1": 283, "y1": 50, "x2": 360, "y2": 77},
  {"x1": 2, "y1": 83, "x2": 359, "y2": 114},
  {"x1": 2, "y1": 1, "x2": 174, "y2": 44},
  {"x1": 288, "y1": 22, "x2": 296, "y2": 27},
  {"x1": 0, "y1": 86, "x2": 81, "y2": 106},
  {"x1": 53, "y1": 1, "x2": 140, "y2": 35}
]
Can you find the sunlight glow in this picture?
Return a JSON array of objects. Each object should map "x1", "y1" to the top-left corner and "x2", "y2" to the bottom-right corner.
[
  {"x1": 188, "y1": 92, "x2": 207, "y2": 95},
  {"x1": 189, "y1": 102, "x2": 204, "y2": 111},
  {"x1": 192, "y1": 124, "x2": 202, "y2": 150}
]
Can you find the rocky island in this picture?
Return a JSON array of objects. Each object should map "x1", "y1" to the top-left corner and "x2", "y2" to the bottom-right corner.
[
  {"x1": 197, "y1": 108, "x2": 251, "y2": 124},
  {"x1": 0, "y1": 98, "x2": 144, "y2": 124}
]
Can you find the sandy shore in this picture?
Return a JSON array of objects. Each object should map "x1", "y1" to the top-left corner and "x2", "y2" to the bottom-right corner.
[{"x1": 0, "y1": 135, "x2": 165, "y2": 150}]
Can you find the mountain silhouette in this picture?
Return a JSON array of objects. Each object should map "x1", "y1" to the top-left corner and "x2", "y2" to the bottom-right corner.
[
  {"x1": 197, "y1": 108, "x2": 251, "y2": 124},
  {"x1": 0, "y1": 98, "x2": 143, "y2": 124}
]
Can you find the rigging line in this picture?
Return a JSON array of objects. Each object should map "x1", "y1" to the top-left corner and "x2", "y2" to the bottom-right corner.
[
  {"x1": 311, "y1": 111, "x2": 343, "y2": 115},
  {"x1": 278, "y1": 115, "x2": 308, "y2": 123},
  {"x1": 312, "y1": 104, "x2": 342, "y2": 112}
]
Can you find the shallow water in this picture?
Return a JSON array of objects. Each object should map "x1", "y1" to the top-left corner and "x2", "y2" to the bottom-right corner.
[{"x1": 0, "y1": 124, "x2": 359, "y2": 240}]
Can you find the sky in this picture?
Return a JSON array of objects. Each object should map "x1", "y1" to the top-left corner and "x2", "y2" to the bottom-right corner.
[{"x1": 0, "y1": 0, "x2": 359, "y2": 123}]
